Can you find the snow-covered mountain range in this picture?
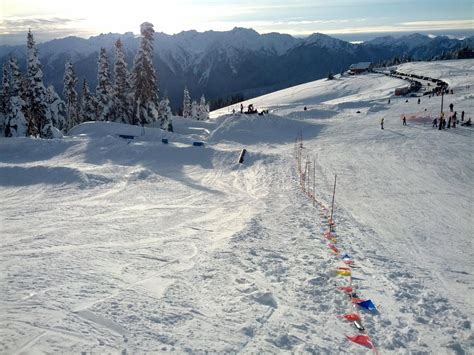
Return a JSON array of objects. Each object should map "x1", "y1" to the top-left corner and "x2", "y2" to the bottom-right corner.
[
  {"x1": 0, "y1": 28, "x2": 472, "y2": 109},
  {"x1": 1, "y1": 59, "x2": 473, "y2": 354}
]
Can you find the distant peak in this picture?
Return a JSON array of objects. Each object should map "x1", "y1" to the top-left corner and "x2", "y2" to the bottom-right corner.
[{"x1": 304, "y1": 33, "x2": 348, "y2": 47}]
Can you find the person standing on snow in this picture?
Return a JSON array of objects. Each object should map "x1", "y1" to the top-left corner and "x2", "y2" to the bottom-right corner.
[
  {"x1": 449, "y1": 103, "x2": 454, "y2": 112},
  {"x1": 240, "y1": 103, "x2": 244, "y2": 114},
  {"x1": 417, "y1": 98, "x2": 420, "y2": 105},
  {"x1": 461, "y1": 110, "x2": 465, "y2": 121},
  {"x1": 432, "y1": 118, "x2": 437, "y2": 128},
  {"x1": 402, "y1": 116, "x2": 407, "y2": 126},
  {"x1": 380, "y1": 118, "x2": 384, "y2": 130}
]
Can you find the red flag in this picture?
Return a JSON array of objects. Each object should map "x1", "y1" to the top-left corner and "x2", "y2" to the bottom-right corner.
[
  {"x1": 338, "y1": 313, "x2": 361, "y2": 321},
  {"x1": 346, "y1": 334, "x2": 374, "y2": 349},
  {"x1": 337, "y1": 286, "x2": 353, "y2": 293},
  {"x1": 336, "y1": 266, "x2": 351, "y2": 271}
]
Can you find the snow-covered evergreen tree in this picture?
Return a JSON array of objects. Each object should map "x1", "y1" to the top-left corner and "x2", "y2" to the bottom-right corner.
[
  {"x1": 131, "y1": 22, "x2": 159, "y2": 126},
  {"x1": 46, "y1": 85, "x2": 66, "y2": 132},
  {"x1": 0, "y1": 62, "x2": 11, "y2": 134},
  {"x1": 196, "y1": 94, "x2": 209, "y2": 120},
  {"x1": 96, "y1": 47, "x2": 113, "y2": 121},
  {"x1": 5, "y1": 57, "x2": 28, "y2": 137},
  {"x1": 113, "y1": 38, "x2": 132, "y2": 124},
  {"x1": 190, "y1": 100, "x2": 198, "y2": 120},
  {"x1": 182, "y1": 86, "x2": 192, "y2": 118},
  {"x1": 80, "y1": 78, "x2": 96, "y2": 122},
  {"x1": 63, "y1": 61, "x2": 80, "y2": 131},
  {"x1": 25, "y1": 29, "x2": 52, "y2": 138},
  {"x1": 157, "y1": 97, "x2": 173, "y2": 130}
]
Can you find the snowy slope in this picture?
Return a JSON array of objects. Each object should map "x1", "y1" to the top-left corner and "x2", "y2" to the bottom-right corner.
[{"x1": 1, "y1": 59, "x2": 473, "y2": 354}]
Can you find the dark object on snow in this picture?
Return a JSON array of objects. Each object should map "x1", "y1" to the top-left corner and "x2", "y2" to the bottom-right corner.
[
  {"x1": 449, "y1": 103, "x2": 454, "y2": 112},
  {"x1": 405, "y1": 99, "x2": 409, "y2": 103},
  {"x1": 162, "y1": 138, "x2": 168, "y2": 144},
  {"x1": 356, "y1": 110, "x2": 361, "y2": 113},
  {"x1": 238, "y1": 148, "x2": 247, "y2": 164},
  {"x1": 246, "y1": 104, "x2": 258, "y2": 114},
  {"x1": 304, "y1": 106, "x2": 307, "y2": 111},
  {"x1": 388, "y1": 99, "x2": 390, "y2": 104},
  {"x1": 380, "y1": 118, "x2": 384, "y2": 130},
  {"x1": 432, "y1": 118, "x2": 437, "y2": 128},
  {"x1": 418, "y1": 98, "x2": 420, "y2": 104},
  {"x1": 461, "y1": 111, "x2": 465, "y2": 121},
  {"x1": 447, "y1": 117, "x2": 452, "y2": 129},
  {"x1": 402, "y1": 116, "x2": 406, "y2": 126},
  {"x1": 353, "y1": 320, "x2": 365, "y2": 331},
  {"x1": 461, "y1": 118, "x2": 471, "y2": 126},
  {"x1": 118, "y1": 134, "x2": 135, "y2": 140},
  {"x1": 240, "y1": 103, "x2": 244, "y2": 114},
  {"x1": 193, "y1": 141, "x2": 204, "y2": 146}
]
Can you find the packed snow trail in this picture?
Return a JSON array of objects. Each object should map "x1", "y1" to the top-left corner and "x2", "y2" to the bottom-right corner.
[{"x1": 1, "y1": 60, "x2": 473, "y2": 353}]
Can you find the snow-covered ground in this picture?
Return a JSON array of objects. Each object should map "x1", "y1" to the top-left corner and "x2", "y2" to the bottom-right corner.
[{"x1": 1, "y1": 60, "x2": 473, "y2": 354}]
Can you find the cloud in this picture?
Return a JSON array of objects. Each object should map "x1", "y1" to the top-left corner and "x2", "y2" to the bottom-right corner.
[
  {"x1": 399, "y1": 20, "x2": 474, "y2": 29},
  {"x1": 0, "y1": 17, "x2": 84, "y2": 34}
]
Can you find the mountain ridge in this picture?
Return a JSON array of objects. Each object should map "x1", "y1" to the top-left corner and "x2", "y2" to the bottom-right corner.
[{"x1": 0, "y1": 28, "x2": 472, "y2": 110}]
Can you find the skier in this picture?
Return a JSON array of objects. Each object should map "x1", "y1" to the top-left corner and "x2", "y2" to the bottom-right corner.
[
  {"x1": 402, "y1": 116, "x2": 406, "y2": 126},
  {"x1": 388, "y1": 98, "x2": 391, "y2": 104},
  {"x1": 461, "y1": 110, "x2": 465, "y2": 121},
  {"x1": 417, "y1": 98, "x2": 420, "y2": 105},
  {"x1": 380, "y1": 118, "x2": 384, "y2": 130},
  {"x1": 432, "y1": 118, "x2": 437, "y2": 128},
  {"x1": 449, "y1": 103, "x2": 454, "y2": 112},
  {"x1": 240, "y1": 103, "x2": 244, "y2": 114}
]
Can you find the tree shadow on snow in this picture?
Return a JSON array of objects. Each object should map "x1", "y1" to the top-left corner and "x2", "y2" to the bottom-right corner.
[{"x1": 81, "y1": 137, "x2": 224, "y2": 195}]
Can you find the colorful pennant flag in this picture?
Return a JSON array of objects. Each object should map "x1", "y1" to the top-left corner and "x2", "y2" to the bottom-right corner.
[
  {"x1": 337, "y1": 286, "x2": 353, "y2": 293},
  {"x1": 346, "y1": 334, "x2": 374, "y2": 349},
  {"x1": 338, "y1": 313, "x2": 361, "y2": 321},
  {"x1": 357, "y1": 299, "x2": 377, "y2": 312}
]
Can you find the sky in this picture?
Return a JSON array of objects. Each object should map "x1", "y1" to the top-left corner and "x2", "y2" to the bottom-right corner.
[{"x1": 1, "y1": 0, "x2": 473, "y2": 45}]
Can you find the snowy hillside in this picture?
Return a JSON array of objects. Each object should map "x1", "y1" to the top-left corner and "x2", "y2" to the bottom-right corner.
[{"x1": 1, "y1": 59, "x2": 473, "y2": 354}]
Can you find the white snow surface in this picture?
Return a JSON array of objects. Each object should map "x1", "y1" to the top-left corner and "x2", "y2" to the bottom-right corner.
[{"x1": 1, "y1": 59, "x2": 473, "y2": 354}]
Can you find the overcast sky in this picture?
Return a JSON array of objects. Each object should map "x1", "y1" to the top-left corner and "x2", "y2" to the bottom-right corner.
[{"x1": 1, "y1": 0, "x2": 473, "y2": 44}]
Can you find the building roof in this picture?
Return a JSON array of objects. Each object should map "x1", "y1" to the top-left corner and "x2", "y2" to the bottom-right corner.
[{"x1": 349, "y1": 62, "x2": 372, "y2": 70}]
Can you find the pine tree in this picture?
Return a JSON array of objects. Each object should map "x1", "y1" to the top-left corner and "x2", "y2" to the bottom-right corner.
[
  {"x1": 80, "y1": 78, "x2": 96, "y2": 122},
  {"x1": 113, "y1": 39, "x2": 132, "y2": 124},
  {"x1": 63, "y1": 61, "x2": 80, "y2": 131},
  {"x1": 191, "y1": 100, "x2": 198, "y2": 120},
  {"x1": 25, "y1": 29, "x2": 52, "y2": 138},
  {"x1": 96, "y1": 47, "x2": 113, "y2": 121},
  {"x1": 131, "y1": 22, "x2": 159, "y2": 126},
  {"x1": 46, "y1": 85, "x2": 66, "y2": 132},
  {"x1": 1, "y1": 62, "x2": 11, "y2": 134},
  {"x1": 197, "y1": 94, "x2": 209, "y2": 120},
  {"x1": 157, "y1": 97, "x2": 173, "y2": 130},
  {"x1": 5, "y1": 57, "x2": 28, "y2": 137},
  {"x1": 182, "y1": 86, "x2": 192, "y2": 118}
]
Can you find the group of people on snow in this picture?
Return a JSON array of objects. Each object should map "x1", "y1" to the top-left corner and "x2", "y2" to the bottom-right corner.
[{"x1": 382, "y1": 92, "x2": 470, "y2": 130}]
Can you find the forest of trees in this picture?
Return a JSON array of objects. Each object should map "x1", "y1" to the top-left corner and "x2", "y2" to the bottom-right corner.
[{"x1": 0, "y1": 22, "x2": 212, "y2": 139}]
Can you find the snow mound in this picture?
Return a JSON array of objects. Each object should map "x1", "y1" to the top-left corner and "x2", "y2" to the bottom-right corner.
[{"x1": 208, "y1": 114, "x2": 322, "y2": 144}]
